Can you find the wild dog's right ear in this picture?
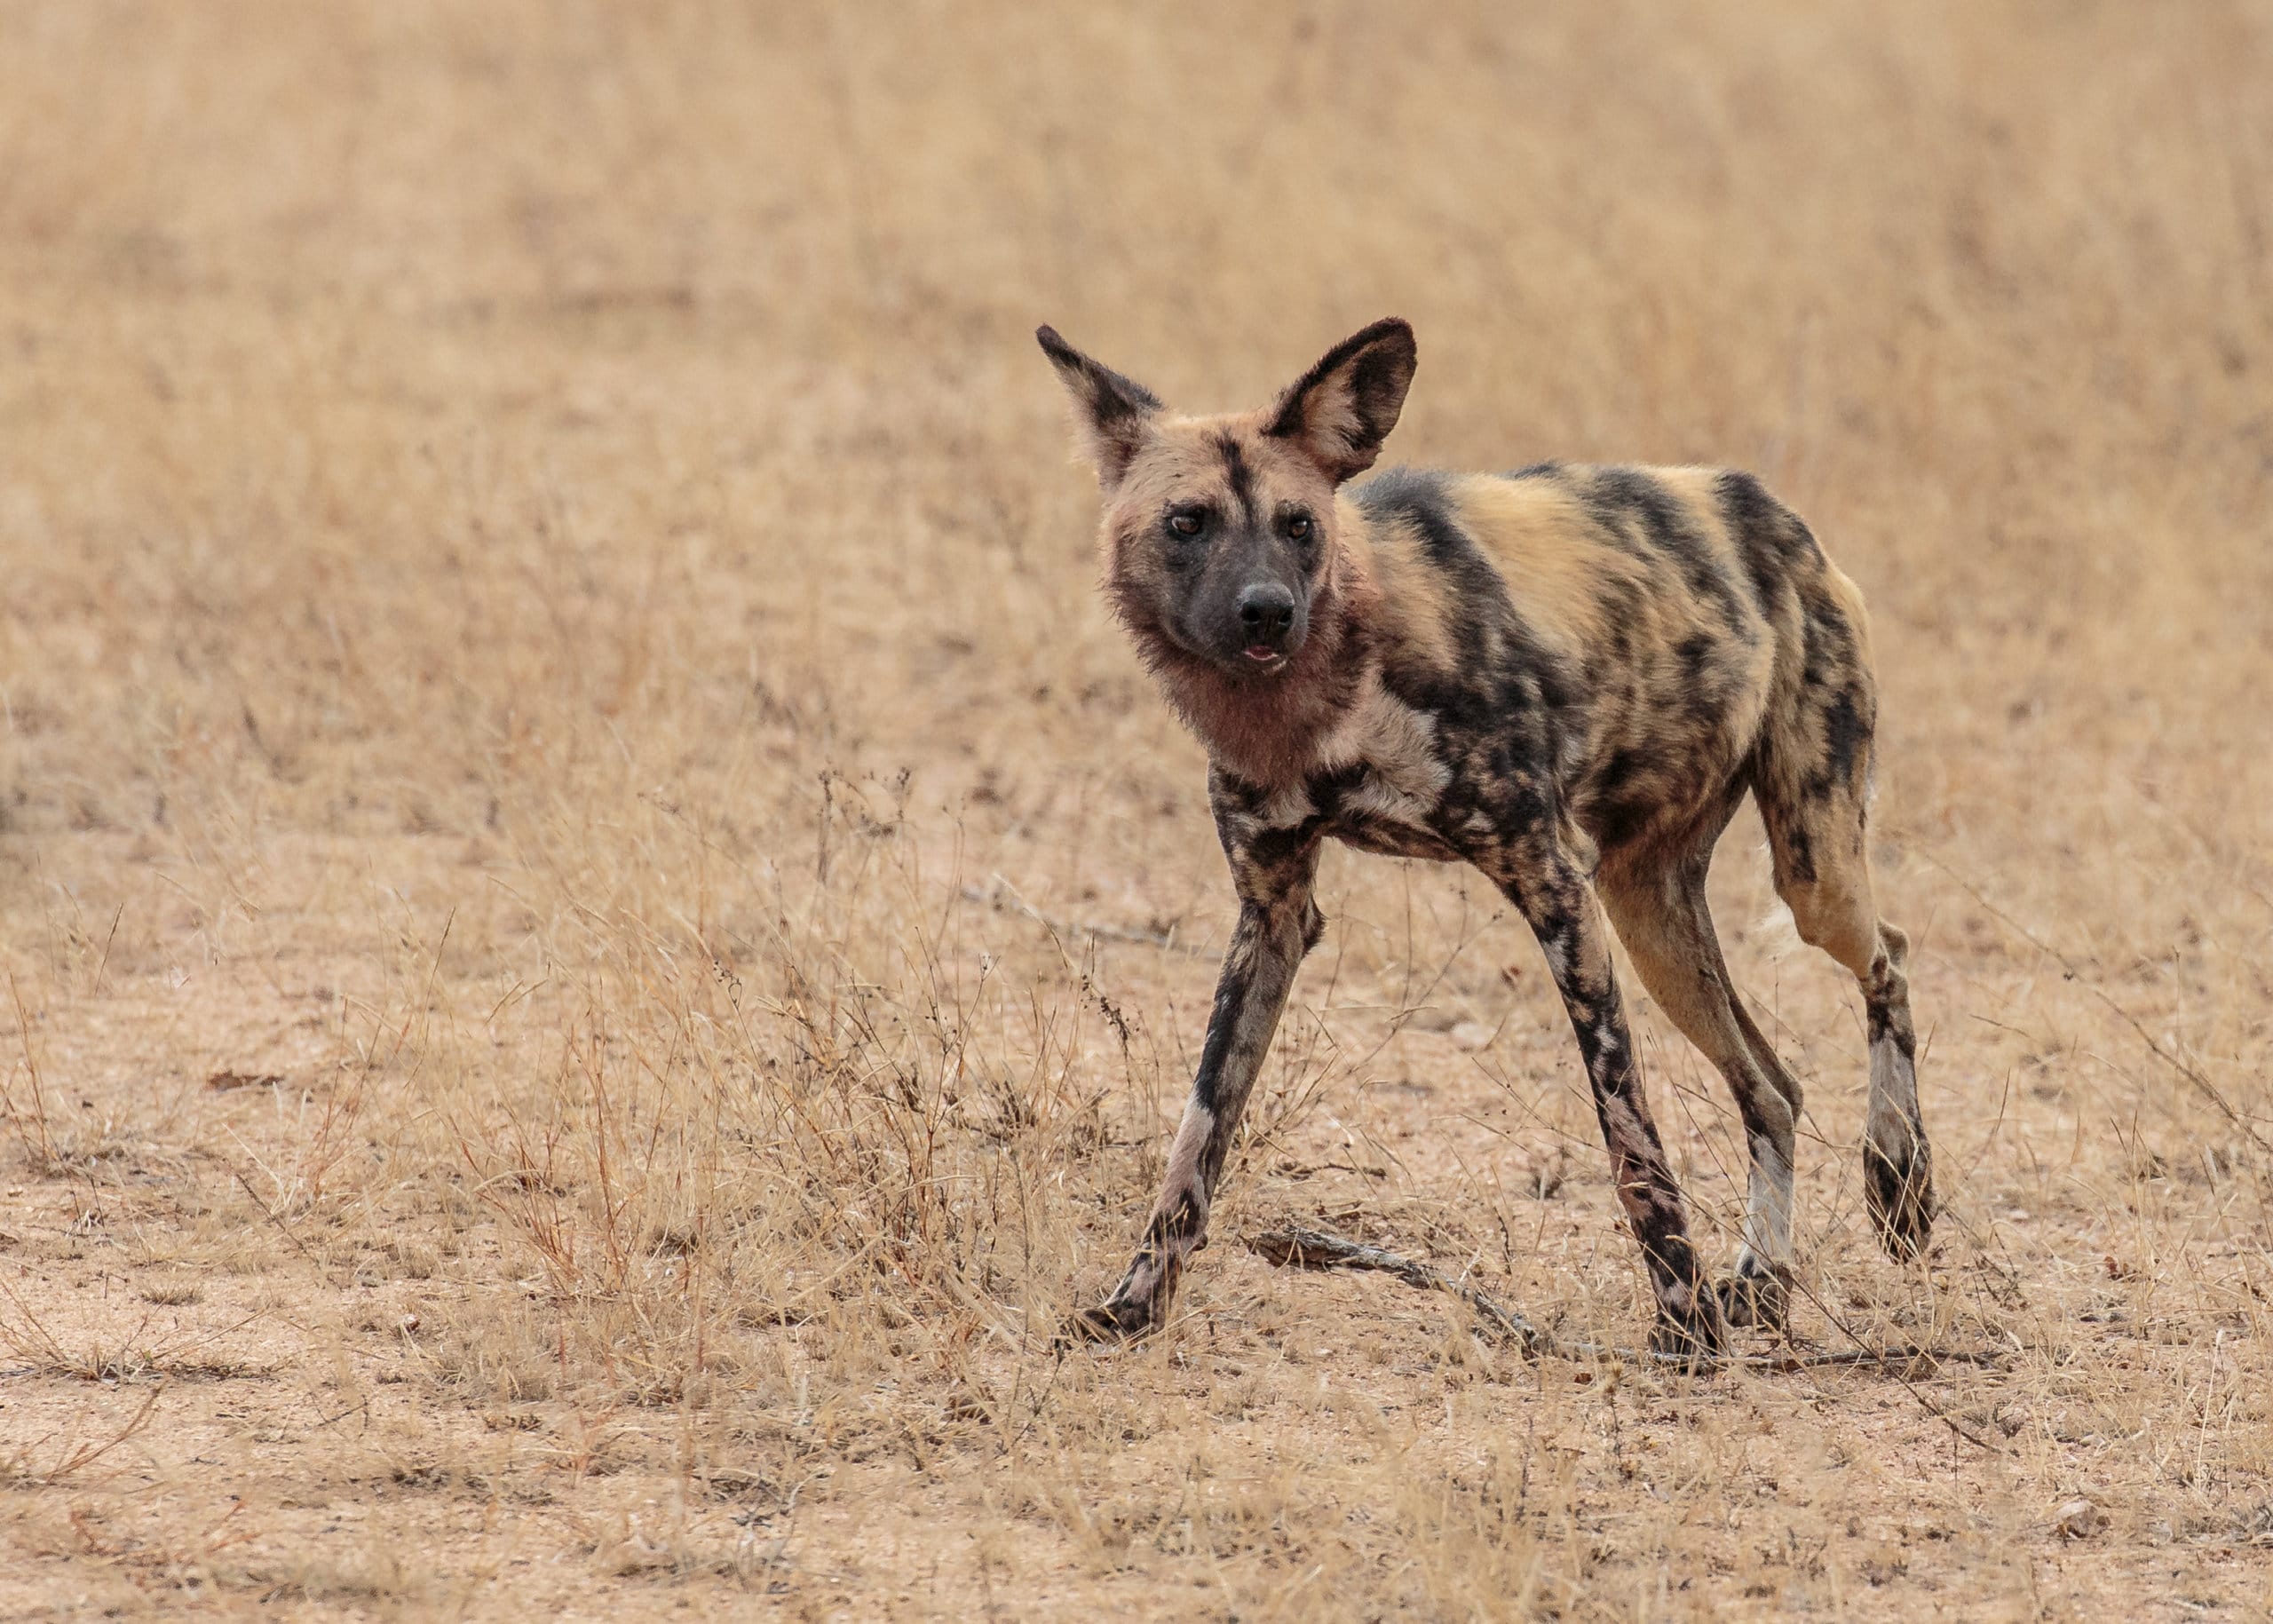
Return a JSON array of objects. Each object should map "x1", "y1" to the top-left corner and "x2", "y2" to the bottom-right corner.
[
  {"x1": 1263, "y1": 318, "x2": 1417, "y2": 484},
  {"x1": 1036, "y1": 325, "x2": 1162, "y2": 487}
]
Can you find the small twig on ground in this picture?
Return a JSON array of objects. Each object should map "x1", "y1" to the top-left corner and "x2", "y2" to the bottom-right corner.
[
  {"x1": 1245, "y1": 1225, "x2": 2011, "y2": 1380},
  {"x1": 1248, "y1": 1227, "x2": 1548, "y2": 1356}
]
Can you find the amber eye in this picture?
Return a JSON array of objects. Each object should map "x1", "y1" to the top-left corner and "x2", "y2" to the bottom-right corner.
[
  {"x1": 1286, "y1": 514, "x2": 1312, "y2": 541},
  {"x1": 1168, "y1": 510, "x2": 1206, "y2": 537}
]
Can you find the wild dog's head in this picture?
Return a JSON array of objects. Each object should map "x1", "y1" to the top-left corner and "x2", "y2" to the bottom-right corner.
[{"x1": 1035, "y1": 320, "x2": 1415, "y2": 678}]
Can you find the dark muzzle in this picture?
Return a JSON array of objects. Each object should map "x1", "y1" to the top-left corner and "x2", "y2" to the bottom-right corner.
[{"x1": 1236, "y1": 582, "x2": 1298, "y2": 664}]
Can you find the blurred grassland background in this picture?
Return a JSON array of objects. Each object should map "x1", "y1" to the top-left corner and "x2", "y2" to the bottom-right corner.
[{"x1": 2, "y1": 1, "x2": 2272, "y2": 1618}]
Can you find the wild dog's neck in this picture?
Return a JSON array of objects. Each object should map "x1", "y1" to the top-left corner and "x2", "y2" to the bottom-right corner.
[{"x1": 1138, "y1": 496, "x2": 1384, "y2": 791}]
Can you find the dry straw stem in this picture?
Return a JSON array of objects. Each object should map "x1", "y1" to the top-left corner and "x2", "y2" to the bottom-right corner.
[
  {"x1": 0, "y1": 1384, "x2": 163, "y2": 1490},
  {"x1": 4, "y1": 0, "x2": 2273, "y2": 1617},
  {"x1": 1922, "y1": 852, "x2": 2271, "y2": 1155}
]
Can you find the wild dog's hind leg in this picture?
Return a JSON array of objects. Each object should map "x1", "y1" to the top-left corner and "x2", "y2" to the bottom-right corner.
[
  {"x1": 1073, "y1": 826, "x2": 1321, "y2": 1343},
  {"x1": 1780, "y1": 888, "x2": 1931, "y2": 1262},
  {"x1": 1755, "y1": 675, "x2": 1933, "y2": 1257},
  {"x1": 1600, "y1": 848, "x2": 1802, "y2": 1331},
  {"x1": 1854, "y1": 919, "x2": 1929, "y2": 1257},
  {"x1": 1488, "y1": 834, "x2": 1727, "y2": 1359}
]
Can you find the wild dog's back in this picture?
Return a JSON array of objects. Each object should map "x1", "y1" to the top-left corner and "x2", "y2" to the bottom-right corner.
[{"x1": 1353, "y1": 461, "x2": 1865, "y2": 862}]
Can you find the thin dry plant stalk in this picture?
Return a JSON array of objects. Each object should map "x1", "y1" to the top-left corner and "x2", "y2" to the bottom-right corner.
[{"x1": 1, "y1": 1385, "x2": 163, "y2": 1489}]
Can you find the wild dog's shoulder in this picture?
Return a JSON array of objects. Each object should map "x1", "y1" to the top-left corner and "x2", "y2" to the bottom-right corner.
[
  {"x1": 1351, "y1": 463, "x2": 1564, "y2": 538},
  {"x1": 1466, "y1": 462, "x2": 1838, "y2": 610},
  {"x1": 1358, "y1": 461, "x2": 1703, "y2": 574},
  {"x1": 1347, "y1": 466, "x2": 1509, "y2": 603},
  {"x1": 1452, "y1": 460, "x2": 1822, "y2": 544},
  {"x1": 1480, "y1": 461, "x2": 1797, "y2": 554}
]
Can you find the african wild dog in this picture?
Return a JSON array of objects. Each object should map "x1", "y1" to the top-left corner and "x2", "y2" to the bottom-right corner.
[{"x1": 1036, "y1": 318, "x2": 1933, "y2": 1358}]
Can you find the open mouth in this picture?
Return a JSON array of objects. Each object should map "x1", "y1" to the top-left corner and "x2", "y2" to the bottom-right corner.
[{"x1": 1242, "y1": 646, "x2": 1285, "y2": 667}]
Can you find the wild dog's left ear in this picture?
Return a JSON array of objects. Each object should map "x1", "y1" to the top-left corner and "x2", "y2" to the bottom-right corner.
[
  {"x1": 1036, "y1": 325, "x2": 1163, "y2": 487},
  {"x1": 1263, "y1": 318, "x2": 1417, "y2": 483}
]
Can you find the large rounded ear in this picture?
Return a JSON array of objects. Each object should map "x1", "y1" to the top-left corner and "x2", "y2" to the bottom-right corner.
[
  {"x1": 1035, "y1": 325, "x2": 1163, "y2": 487},
  {"x1": 1262, "y1": 318, "x2": 1416, "y2": 483}
]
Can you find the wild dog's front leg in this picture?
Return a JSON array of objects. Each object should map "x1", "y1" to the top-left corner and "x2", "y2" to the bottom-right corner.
[
  {"x1": 1492, "y1": 845, "x2": 1727, "y2": 1360},
  {"x1": 1075, "y1": 833, "x2": 1320, "y2": 1343}
]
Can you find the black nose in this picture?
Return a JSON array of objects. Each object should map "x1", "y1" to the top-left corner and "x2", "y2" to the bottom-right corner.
[{"x1": 1237, "y1": 583, "x2": 1297, "y2": 645}]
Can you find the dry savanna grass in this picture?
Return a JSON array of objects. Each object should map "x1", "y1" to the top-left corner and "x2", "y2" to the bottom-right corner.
[{"x1": 3, "y1": 2, "x2": 2272, "y2": 1617}]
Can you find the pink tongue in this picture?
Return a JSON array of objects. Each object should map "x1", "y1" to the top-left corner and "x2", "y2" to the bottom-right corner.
[{"x1": 1245, "y1": 646, "x2": 1277, "y2": 661}]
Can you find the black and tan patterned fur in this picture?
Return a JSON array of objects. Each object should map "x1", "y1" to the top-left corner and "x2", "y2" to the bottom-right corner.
[{"x1": 1038, "y1": 319, "x2": 1932, "y2": 1359}]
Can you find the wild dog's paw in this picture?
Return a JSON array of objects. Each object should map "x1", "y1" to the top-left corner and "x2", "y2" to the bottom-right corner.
[
  {"x1": 1648, "y1": 1283, "x2": 1729, "y2": 1368},
  {"x1": 1058, "y1": 1295, "x2": 1158, "y2": 1350},
  {"x1": 1865, "y1": 1136, "x2": 1936, "y2": 1263},
  {"x1": 1057, "y1": 1246, "x2": 1184, "y2": 1350},
  {"x1": 1715, "y1": 1258, "x2": 1793, "y2": 1332}
]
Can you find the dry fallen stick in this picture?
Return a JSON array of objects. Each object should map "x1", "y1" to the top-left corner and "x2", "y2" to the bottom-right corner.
[
  {"x1": 1246, "y1": 1226, "x2": 2012, "y2": 1376},
  {"x1": 1248, "y1": 1226, "x2": 1552, "y2": 1357}
]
